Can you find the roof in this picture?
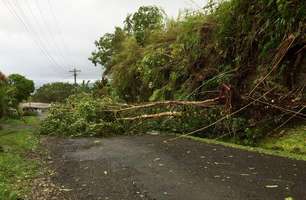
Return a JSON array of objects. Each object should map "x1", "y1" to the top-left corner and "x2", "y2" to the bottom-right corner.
[{"x1": 20, "y1": 102, "x2": 51, "y2": 109}]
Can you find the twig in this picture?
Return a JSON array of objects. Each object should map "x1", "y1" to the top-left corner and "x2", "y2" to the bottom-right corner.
[
  {"x1": 243, "y1": 96, "x2": 306, "y2": 118},
  {"x1": 185, "y1": 69, "x2": 237, "y2": 100},
  {"x1": 268, "y1": 106, "x2": 306, "y2": 136}
]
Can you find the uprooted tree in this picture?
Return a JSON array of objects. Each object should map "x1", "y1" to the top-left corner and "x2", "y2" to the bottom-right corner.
[{"x1": 42, "y1": 0, "x2": 306, "y2": 145}]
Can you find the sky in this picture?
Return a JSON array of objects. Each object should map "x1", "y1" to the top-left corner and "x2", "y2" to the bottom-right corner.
[{"x1": 0, "y1": 0, "x2": 207, "y2": 86}]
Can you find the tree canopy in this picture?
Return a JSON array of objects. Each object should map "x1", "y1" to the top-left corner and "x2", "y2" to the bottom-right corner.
[
  {"x1": 90, "y1": 1, "x2": 306, "y2": 103},
  {"x1": 124, "y1": 6, "x2": 165, "y2": 45},
  {"x1": 8, "y1": 74, "x2": 34, "y2": 104},
  {"x1": 33, "y1": 82, "x2": 76, "y2": 103},
  {"x1": 0, "y1": 72, "x2": 34, "y2": 118}
]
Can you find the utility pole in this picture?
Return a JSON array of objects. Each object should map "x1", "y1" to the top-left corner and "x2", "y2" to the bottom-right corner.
[{"x1": 69, "y1": 68, "x2": 81, "y2": 85}]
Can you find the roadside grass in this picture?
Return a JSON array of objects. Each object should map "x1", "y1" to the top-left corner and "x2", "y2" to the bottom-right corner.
[
  {"x1": 0, "y1": 117, "x2": 40, "y2": 200},
  {"x1": 259, "y1": 124, "x2": 306, "y2": 156},
  {"x1": 183, "y1": 133, "x2": 306, "y2": 161}
]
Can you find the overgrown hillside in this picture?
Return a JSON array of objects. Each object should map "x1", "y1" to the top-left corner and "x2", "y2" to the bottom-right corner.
[
  {"x1": 90, "y1": 0, "x2": 306, "y2": 102},
  {"x1": 42, "y1": 0, "x2": 306, "y2": 147}
]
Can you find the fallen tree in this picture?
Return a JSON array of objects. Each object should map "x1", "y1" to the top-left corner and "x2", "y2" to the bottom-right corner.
[{"x1": 117, "y1": 97, "x2": 221, "y2": 112}]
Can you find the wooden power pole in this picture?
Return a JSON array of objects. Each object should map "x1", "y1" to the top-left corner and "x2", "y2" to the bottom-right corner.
[{"x1": 69, "y1": 68, "x2": 81, "y2": 85}]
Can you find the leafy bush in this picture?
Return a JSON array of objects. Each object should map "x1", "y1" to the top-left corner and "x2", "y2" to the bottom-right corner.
[
  {"x1": 40, "y1": 93, "x2": 125, "y2": 137},
  {"x1": 0, "y1": 72, "x2": 34, "y2": 118},
  {"x1": 7, "y1": 74, "x2": 34, "y2": 106}
]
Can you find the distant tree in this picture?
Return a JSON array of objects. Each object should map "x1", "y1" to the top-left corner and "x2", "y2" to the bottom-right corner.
[
  {"x1": 8, "y1": 74, "x2": 34, "y2": 104},
  {"x1": 33, "y1": 82, "x2": 75, "y2": 103}
]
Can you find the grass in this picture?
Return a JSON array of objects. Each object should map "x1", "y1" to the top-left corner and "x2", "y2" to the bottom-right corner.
[
  {"x1": 0, "y1": 117, "x2": 40, "y2": 200},
  {"x1": 259, "y1": 124, "x2": 306, "y2": 156},
  {"x1": 183, "y1": 131, "x2": 306, "y2": 161}
]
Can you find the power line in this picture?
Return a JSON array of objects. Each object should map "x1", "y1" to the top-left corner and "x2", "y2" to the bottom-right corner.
[
  {"x1": 2, "y1": 0, "x2": 64, "y2": 73},
  {"x1": 47, "y1": 0, "x2": 77, "y2": 66},
  {"x1": 2, "y1": 0, "x2": 66, "y2": 72},
  {"x1": 21, "y1": 0, "x2": 66, "y2": 69},
  {"x1": 32, "y1": 0, "x2": 69, "y2": 66}
]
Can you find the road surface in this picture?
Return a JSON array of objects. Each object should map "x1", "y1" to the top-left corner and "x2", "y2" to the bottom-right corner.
[{"x1": 44, "y1": 135, "x2": 306, "y2": 200}]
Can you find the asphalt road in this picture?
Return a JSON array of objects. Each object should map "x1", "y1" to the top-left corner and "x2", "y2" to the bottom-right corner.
[{"x1": 45, "y1": 135, "x2": 306, "y2": 200}]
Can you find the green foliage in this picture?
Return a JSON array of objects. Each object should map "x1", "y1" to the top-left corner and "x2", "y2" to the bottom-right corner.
[
  {"x1": 124, "y1": 6, "x2": 165, "y2": 45},
  {"x1": 89, "y1": 27, "x2": 126, "y2": 74},
  {"x1": 260, "y1": 124, "x2": 306, "y2": 155},
  {"x1": 0, "y1": 190, "x2": 18, "y2": 200},
  {"x1": 7, "y1": 74, "x2": 34, "y2": 105},
  {"x1": 90, "y1": 1, "x2": 305, "y2": 100},
  {"x1": 33, "y1": 82, "x2": 76, "y2": 103},
  {"x1": 0, "y1": 72, "x2": 34, "y2": 118},
  {"x1": 91, "y1": 79, "x2": 112, "y2": 98},
  {"x1": 0, "y1": 117, "x2": 39, "y2": 199},
  {"x1": 214, "y1": 0, "x2": 306, "y2": 64},
  {"x1": 40, "y1": 93, "x2": 124, "y2": 137},
  {"x1": 85, "y1": 0, "x2": 306, "y2": 144}
]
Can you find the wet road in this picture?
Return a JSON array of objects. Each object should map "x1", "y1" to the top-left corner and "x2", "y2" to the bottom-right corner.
[{"x1": 45, "y1": 135, "x2": 306, "y2": 200}]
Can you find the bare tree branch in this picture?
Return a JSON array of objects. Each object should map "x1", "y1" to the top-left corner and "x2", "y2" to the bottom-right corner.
[
  {"x1": 118, "y1": 112, "x2": 183, "y2": 121},
  {"x1": 117, "y1": 98, "x2": 221, "y2": 112}
]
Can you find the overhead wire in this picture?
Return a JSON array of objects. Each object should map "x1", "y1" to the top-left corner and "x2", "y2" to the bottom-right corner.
[
  {"x1": 47, "y1": 0, "x2": 77, "y2": 66},
  {"x1": 1, "y1": 0, "x2": 66, "y2": 73},
  {"x1": 33, "y1": 0, "x2": 69, "y2": 67},
  {"x1": 20, "y1": 0, "x2": 66, "y2": 70},
  {"x1": 1, "y1": 0, "x2": 63, "y2": 73}
]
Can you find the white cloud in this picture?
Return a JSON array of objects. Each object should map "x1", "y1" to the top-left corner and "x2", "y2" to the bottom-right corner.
[{"x1": 0, "y1": 0, "x2": 206, "y2": 86}]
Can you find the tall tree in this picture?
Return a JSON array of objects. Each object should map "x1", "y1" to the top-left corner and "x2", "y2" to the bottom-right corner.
[
  {"x1": 89, "y1": 27, "x2": 126, "y2": 75},
  {"x1": 8, "y1": 74, "x2": 34, "y2": 104},
  {"x1": 124, "y1": 6, "x2": 165, "y2": 45}
]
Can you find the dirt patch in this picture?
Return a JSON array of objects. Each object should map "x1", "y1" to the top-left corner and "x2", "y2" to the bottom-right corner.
[{"x1": 26, "y1": 138, "x2": 70, "y2": 200}]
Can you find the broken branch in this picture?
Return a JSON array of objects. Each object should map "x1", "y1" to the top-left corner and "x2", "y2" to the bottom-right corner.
[
  {"x1": 117, "y1": 98, "x2": 221, "y2": 112},
  {"x1": 118, "y1": 112, "x2": 183, "y2": 121}
]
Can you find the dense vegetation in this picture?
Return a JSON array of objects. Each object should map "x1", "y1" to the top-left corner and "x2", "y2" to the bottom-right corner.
[
  {"x1": 32, "y1": 82, "x2": 76, "y2": 103},
  {"x1": 32, "y1": 81, "x2": 100, "y2": 103},
  {"x1": 43, "y1": 0, "x2": 306, "y2": 147},
  {"x1": 90, "y1": 1, "x2": 306, "y2": 102},
  {"x1": 0, "y1": 117, "x2": 39, "y2": 200},
  {"x1": 0, "y1": 72, "x2": 34, "y2": 118},
  {"x1": 40, "y1": 93, "x2": 124, "y2": 137},
  {"x1": 1, "y1": 1, "x2": 305, "y2": 199}
]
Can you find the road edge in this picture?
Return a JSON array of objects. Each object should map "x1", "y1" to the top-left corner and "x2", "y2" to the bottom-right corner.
[{"x1": 183, "y1": 136, "x2": 306, "y2": 161}]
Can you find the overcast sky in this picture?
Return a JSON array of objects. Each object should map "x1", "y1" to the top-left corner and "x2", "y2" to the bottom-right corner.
[{"x1": 0, "y1": 0, "x2": 206, "y2": 86}]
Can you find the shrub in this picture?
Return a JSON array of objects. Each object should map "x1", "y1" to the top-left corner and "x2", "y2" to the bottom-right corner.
[{"x1": 40, "y1": 93, "x2": 124, "y2": 137}]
